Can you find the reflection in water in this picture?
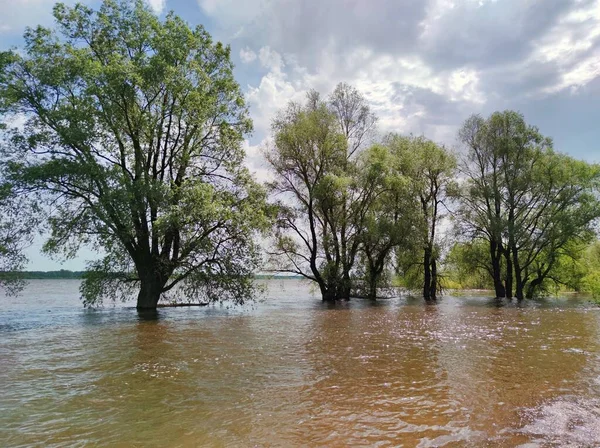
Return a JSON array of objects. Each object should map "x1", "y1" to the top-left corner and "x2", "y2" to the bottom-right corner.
[
  {"x1": 136, "y1": 309, "x2": 162, "y2": 322},
  {"x1": 0, "y1": 279, "x2": 600, "y2": 447}
]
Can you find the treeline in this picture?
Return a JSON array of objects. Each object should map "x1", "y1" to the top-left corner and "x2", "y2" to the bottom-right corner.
[
  {"x1": 0, "y1": 270, "x2": 85, "y2": 279},
  {"x1": 265, "y1": 85, "x2": 600, "y2": 301},
  {"x1": 0, "y1": 0, "x2": 599, "y2": 310}
]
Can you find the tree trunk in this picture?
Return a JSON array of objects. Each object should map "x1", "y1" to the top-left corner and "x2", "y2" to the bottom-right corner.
[
  {"x1": 367, "y1": 274, "x2": 378, "y2": 300},
  {"x1": 320, "y1": 282, "x2": 337, "y2": 302},
  {"x1": 136, "y1": 276, "x2": 164, "y2": 310},
  {"x1": 504, "y1": 249, "x2": 513, "y2": 298},
  {"x1": 366, "y1": 261, "x2": 383, "y2": 300},
  {"x1": 423, "y1": 247, "x2": 432, "y2": 300},
  {"x1": 136, "y1": 258, "x2": 169, "y2": 310},
  {"x1": 514, "y1": 270, "x2": 524, "y2": 301},
  {"x1": 526, "y1": 277, "x2": 542, "y2": 299},
  {"x1": 512, "y1": 247, "x2": 524, "y2": 300},
  {"x1": 340, "y1": 270, "x2": 352, "y2": 300},
  {"x1": 490, "y1": 241, "x2": 505, "y2": 298},
  {"x1": 429, "y1": 257, "x2": 437, "y2": 300}
]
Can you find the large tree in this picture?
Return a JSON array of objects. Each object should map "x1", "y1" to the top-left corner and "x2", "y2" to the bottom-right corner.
[
  {"x1": 0, "y1": 0, "x2": 269, "y2": 309},
  {"x1": 326, "y1": 83, "x2": 377, "y2": 299},
  {"x1": 458, "y1": 111, "x2": 600, "y2": 299}
]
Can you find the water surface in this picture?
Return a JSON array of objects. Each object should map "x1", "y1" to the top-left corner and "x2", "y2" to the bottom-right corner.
[{"x1": 1, "y1": 280, "x2": 600, "y2": 447}]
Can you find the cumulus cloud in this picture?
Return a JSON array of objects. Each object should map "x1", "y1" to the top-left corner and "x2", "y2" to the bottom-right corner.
[
  {"x1": 146, "y1": 0, "x2": 166, "y2": 14},
  {"x1": 239, "y1": 47, "x2": 257, "y2": 63},
  {"x1": 202, "y1": 0, "x2": 600, "y2": 146},
  {"x1": 530, "y1": 0, "x2": 600, "y2": 94},
  {"x1": 244, "y1": 47, "x2": 306, "y2": 137},
  {"x1": 243, "y1": 139, "x2": 273, "y2": 182}
]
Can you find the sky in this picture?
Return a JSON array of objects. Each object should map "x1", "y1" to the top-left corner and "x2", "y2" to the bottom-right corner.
[{"x1": 1, "y1": 0, "x2": 600, "y2": 270}]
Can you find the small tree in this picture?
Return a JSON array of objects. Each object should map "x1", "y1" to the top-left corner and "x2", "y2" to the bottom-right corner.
[{"x1": 0, "y1": 0, "x2": 270, "y2": 309}]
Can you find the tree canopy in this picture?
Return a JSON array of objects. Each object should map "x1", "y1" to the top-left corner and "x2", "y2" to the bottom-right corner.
[
  {"x1": 0, "y1": 0, "x2": 270, "y2": 309},
  {"x1": 457, "y1": 111, "x2": 600, "y2": 299}
]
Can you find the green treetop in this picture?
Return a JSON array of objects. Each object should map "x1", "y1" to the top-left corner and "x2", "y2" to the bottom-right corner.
[{"x1": 0, "y1": 0, "x2": 270, "y2": 309}]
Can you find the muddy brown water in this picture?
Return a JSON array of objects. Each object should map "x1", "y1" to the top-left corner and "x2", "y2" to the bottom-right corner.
[{"x1": 1, "y1": 279, "x2": 600, "y2": 447}]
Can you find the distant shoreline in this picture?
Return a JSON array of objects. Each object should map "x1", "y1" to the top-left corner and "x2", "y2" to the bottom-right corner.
[{"x1": 0, "y1": 271, "x2": 302, "y2": 280}]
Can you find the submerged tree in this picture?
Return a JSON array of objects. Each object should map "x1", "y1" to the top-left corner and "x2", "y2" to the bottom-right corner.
[
  {"x1": 0, "y1": 0, "x2": 270, "y2": 309},
  {"x1": 387, "y1": 135, "x2": 456, "y2": 300},
  {"x1": 267, "y1": 85, "x2": 377, "y2": 301},
  {"x1": 357, "y1": 143, "x2": 418, "y2": 299},
  {"x1": 457, "y1": 111, "x2": 600, "y2": 299},
  {"x1": 327, "y1": 83, "x2": 377, "y2": 299},
  {"x1": 266, "y1": 93, "x2": 347, "y2": 301},
  {"x1": 0, "y1": 180, "x2": 38, "y2": 293}
]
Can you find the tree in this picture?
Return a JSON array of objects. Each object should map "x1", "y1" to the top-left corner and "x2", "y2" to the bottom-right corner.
[
  {"x1": 444, "y1": 241, "x2": 493, "y2": 290},
  {"x1": 0, "y1": 0, "x2": 270, "y2": 309},
  {"x1": 267, "y1": 85, "x2": 377, "y2": 301},
  {"x1": 357, "y1": 143, "x2": 418, "y2": 299},
  {"x1": 457, "y1": 114, "x2": 509, "y2": 298},
  {"x1": 580, "y1": 240, "x2": 600, "y2": 300},
  {"x1": 387, "y1": 135, "x2": 456, "y2": 300},
  {"x1": 266, "y1": 94, "x2": 347, "y2": 301},
  {"x1": 457, "y1": 111, "x2": 600, "y2": 299},
  {"x1": 327, "y1": 83, "x2": 377, "y2": 299},
  {"x1": 512, "y1": 153, "x2": 600, "y2": 298},
  {"x1": 328, "y1": 82, "x2": 377, "y2": 159}
]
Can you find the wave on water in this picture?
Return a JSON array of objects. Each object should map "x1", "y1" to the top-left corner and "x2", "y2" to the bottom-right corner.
[{"x1": 518, "y1": 396, "x2": 600, "y2": 447}]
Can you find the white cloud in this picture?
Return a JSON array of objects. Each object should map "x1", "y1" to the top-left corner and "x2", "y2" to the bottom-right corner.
[
  {"x1": 198, "y1": 0, "x2": 266, "y2": 27},
  {"x1": 243, "y1": 42, "x2": 486, "y2": 154},
  {"x1": 532, "y1": 0, "x2": 600, "y2": 94},
  {"x1": 245, "y1": 47, "x2": 306, "y2": 136},
  {"x1": 243, "y1": 139, "x2": 273, "y2": 182},
  {"x1": 239, "y1": 47, "x2": 257, "y2": 63},
  {"x1": 258, "y1": 46, "x2": 284, "y2": 72},
  {"x1": 212, "y1": 0, "x2": 600, "y2": 163},
  {"x1": 146, "y1": 0, "x2": 166, "y2": 14}
]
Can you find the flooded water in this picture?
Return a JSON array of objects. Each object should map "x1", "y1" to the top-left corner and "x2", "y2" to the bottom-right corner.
[{"x1": 1, "y1": 279, "x2": 600, "y2": 447}]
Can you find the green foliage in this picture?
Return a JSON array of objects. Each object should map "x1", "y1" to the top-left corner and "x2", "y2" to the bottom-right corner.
[
  {"x1": 0, "y1": 181, "x2": 39, "y2": 294},
  {"x1": 354, "y1": 143, "x2": 419, "y2": 298},
  {"x1": 443, "y1": 241, "x2": 493, "y2": 290},
  {"x1": 560, "y1": 240, "x2": 600, "y2": 301},
  {"x1": 266, "y1": 92, "x2": 349, "y2": 299},
  {"x1": 457, "y1": 110, "x2": 600, "y2": 299},
  {"x1": 385, "y1": 134, "x2": 456, "y2": 299},
  {"x1": 0, "y1": 0, "x2": 270, "y2": 308},
  {"x1": 267, "y1": 84, "x2": 382, "y2": 300}
]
